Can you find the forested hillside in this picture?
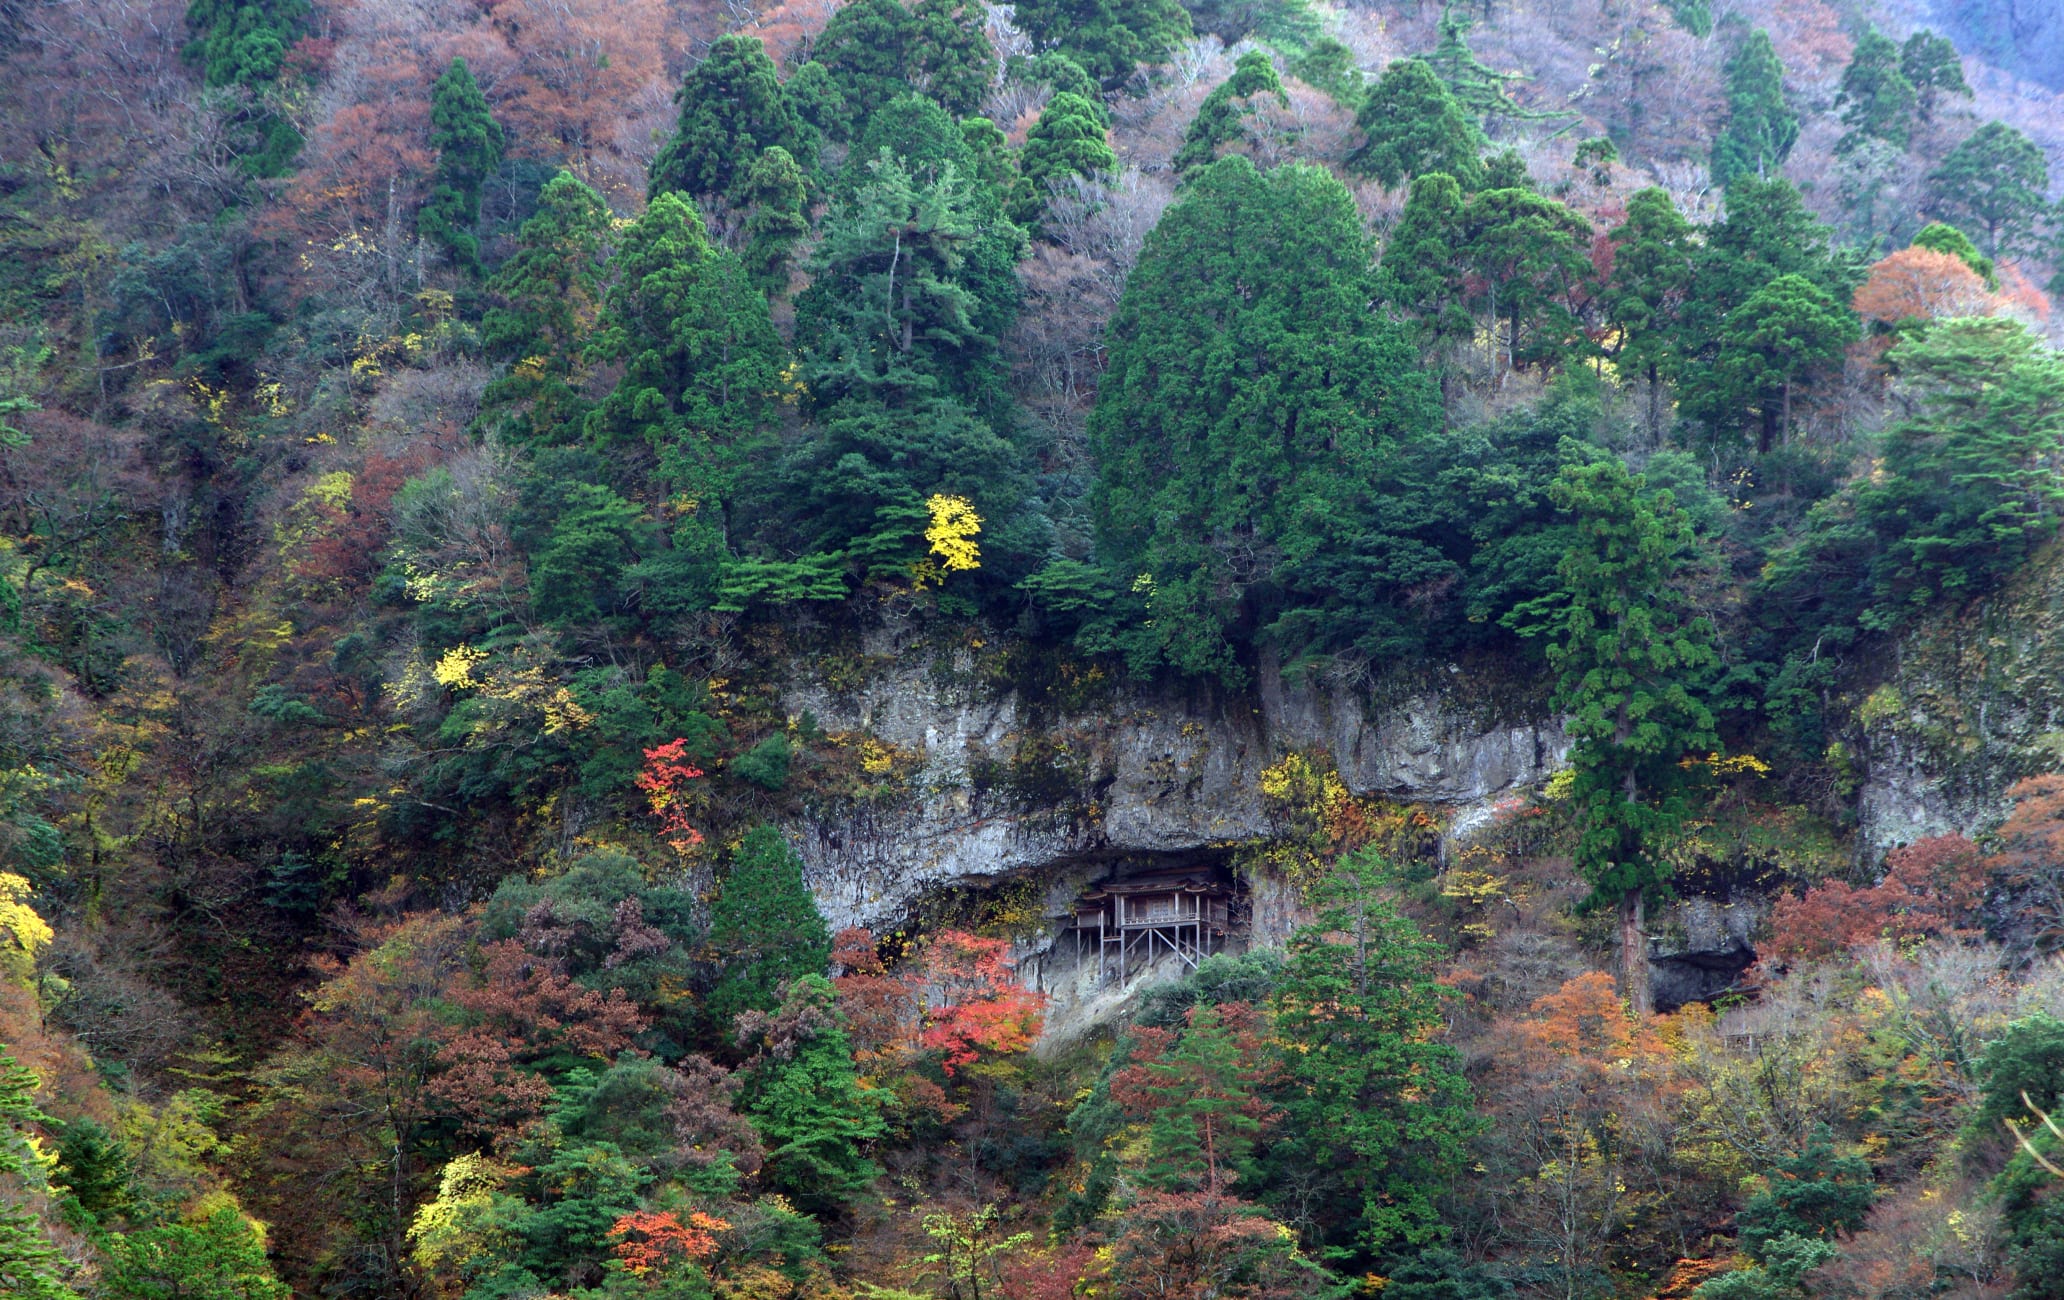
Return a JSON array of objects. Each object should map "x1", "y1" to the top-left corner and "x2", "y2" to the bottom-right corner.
[{"x1": 2, "y1": 0, "x2": 2064, "y2": 1295}]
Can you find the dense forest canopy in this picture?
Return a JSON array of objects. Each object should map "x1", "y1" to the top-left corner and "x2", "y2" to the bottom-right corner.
[{"x1": 2, "y1": 0, "x2": 2064, "y2": 1296}]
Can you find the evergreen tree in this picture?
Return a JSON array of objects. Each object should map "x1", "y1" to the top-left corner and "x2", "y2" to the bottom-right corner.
[
  {"x1": 525, "y1": 481, "x2": 654, "y2": 627},
  {"x1": 1910, "y1": 220, "x2": 1997, "y2": 288},
  {"x1": 706, "y1": 826, "x2": 833, "y2": 1033},
  {"x1": 480, "y1": 172, "x2": 614, "y2": 443},
  {"x1": 1180, "y1": 0, "x2": 1321, "y2": 50},
  {"x1": 1682, "y1": 177, "x2": 1850, "y2": 368},
  {"x1": 740, "y1": 146, "x2": 811, "y2": 297},
  {"x1": 959, "y1": 116, "x2": 1019, "y2": 209},
  {"x1": 1290, "y1": 36, "x2": 1364, "y2": 109},
  {"x1": 1349, "y1": 58, "x2": 1484, "y2": 190},
  {"x1": 183, "y1": 0, "x2": 309, "y2": 173},
  {"x1": 1017, "y1": 50, "x2": 1100, "y2": 100},
  {"x1": 1927, "y1": 121, "x2": 2051, "y2": 256},
  {"x1": 908, "y1": 0, "x2": 997, "y2": 119},
  {"x1": 793, "y1": 148, "x2": 1019, "y2": 413},
  {"x1": 1509, "y1": 459, "x2": 1719, "y2": 1015},
  {"x1": 1378, "y1": 172, "x2": 1472, "y2": 378},
  {"x1": 1604, "y1": 188, "x2": 1699, "y2": 441},
  {"x1": 1856, "y1": 318, "x2": 2064, "y2": 623},
  {"x1": 0, "y1": 1050, "x2": 78, "y2": 1300},
  {"x1": 1711, "y1": 29, "x2": 1798, "y2": 189},
  {"x1": 584, "y1": 191, "x2": 786, "y2": 459},
  {"x1": 1172, "y1": 51, "x2": 1287, "y2": 173},
  {"x1": 418, "y1": 58, "x2": 505, "y2": 275},
  {"x1": 1461, "y1": 186, "x2": 1592, "y2": 374},
  {"x1": 102, "y1": 1207, "x2": 293, "y2": 1300},
  {"x1": 649, "y1": 33, "x2": 813, "y2": 203},
  {"x1": 1900, "y1": 30, "x2": 1971, "y2": 123},
  {"x1": 52, "y1": 1118, "x2": 131, "y2": 1222},
  {"x1": 1124, "y1": 1004, "x2": 1268, "y2": 1195},
  {"x1": 1012, "y1": 0, "x2": 1193, "y2": 90},
  {"x1": 1734, "y1": 1127, "x2": 1876, "y2": 1258},
  {"x1": 802, "y1": 0, "x2": 992, "y2": 140},
  {"x1": 1689, "y1": 273, "x2": 1859, "y2": 453},
  {"x1": 1835, "y1": 26, "x2": 1916, "y2": 153},
  {"x1": 1266, "y1": 849, "x2": 1476, "y2": 1261},
  {"x1": 741, "y1": 976, "x2": 886, "y2": 1215},
  {"x1": 1087, "y1": 157, "x2": 1440, "y2": 681},
  {"x1": 1424, "y1": 7, "x2": 1558, "y2": 135},
  {"x1": 1012, "y1": 91, "x2": 1114, "y2": 228}
]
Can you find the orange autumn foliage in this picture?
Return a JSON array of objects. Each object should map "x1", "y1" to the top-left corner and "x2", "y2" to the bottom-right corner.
[
  {"x1": 1853, "y1": 248, "x2": 1996, "y2": 327},
  {"x1": 1982, "y1": 773, "x2": 2064, "y2": 953},
  {"x1": 904, "y1": 929, "x2": 1048, "y2": 1075},
  {"x1": 635, "y1": 739, "x2": 706, "y2": 852},
  {"x1": 608, "y1": 1209, "x2": 729, "y2": 1275}
]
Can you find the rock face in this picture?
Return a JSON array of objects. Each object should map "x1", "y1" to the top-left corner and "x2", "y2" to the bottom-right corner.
[
  {"x1": 1855, "y1": 541, "x2": 2064, "y2": 857},
  {"x1": 781, "y1": 632, "x2": 1566, "y2": 934}
]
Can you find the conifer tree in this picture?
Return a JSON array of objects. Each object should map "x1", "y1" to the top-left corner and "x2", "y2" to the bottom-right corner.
[
  {"x1": 706, "y1": 826, "x2": 832, "y2": 1033},
  {"x1": 1012, "y1": 92, "x2": 1114, "y2": 228},
  {"x1": 1910, "y1": 220, "x2": 1996, "y2": 287},
  {"x1": 1511, "y1": 460, "x2": 1718, "y2": 1016},
  {"x1": 1268, "y1": 849, "x2": 1476, "y2": 1258},
  {"x1": 1927, "y1": 121, "x2": 2051, "y2": 256},
  {"x1": 1711, "y1": 29, "x2": 1798, "y2": 188},
  {"x1": 803, "y1": 0, "x2": 919, "y2": 139},
  {"x1": 649, "y1": 33, "x2": 813, "y2": 203},
  {"x1": 0, "y1": 1050, "x2": 78, "y2": 1300},
  {"x1": 1172, "y1": 51, "x2": 1287, "y2": 173},
  {"x1": 1378, "y1": 172, "x2": 1472, "y2": 380},
  {"x1": 1835, "y1": 26, "x2": 1916, "y2": 154},
  {"x1": 1012, "y1": 0, "x2": 1193, "y2": 90},
  {"x1": 418, "y1": 58, "x2": 505, "y2": 275},
  {"x1": 1291, "y1": 36, "x2": 1364, "y2": 109},
  {"x1": 184, "y1": 0, "x2": 308, "y2": 173},
  {"x1": 1604, "y1": 188, "x2": 1698, "y2": 440},
  {"x1": 1900, "y1": 30, "x2": 1971, "y2": 123},
  {"x1": 741, "y1": 977, "x2": 885, "y2": 1215},
  {"x1": 1691, "y1": 273, "x2": 1858, "y2": 453},
  {"x1": 1461, "y1": 186, "x2": 1592, "y2": 375},
  {"x1": 1088, "y1": 157, "x2": 1439, "y2": 681},
  {"x1": 908, "y1": 0, "x2": 997, "y2": 118},
  {"x1": 740, "y1": 146, "x2": 810, "y2": 296},
  {"x1": 1348, "y1": 58, "x2": 1485, "y2": 190},
  {"x1": 480, "y1": 172, "x2": 614, "y2": 443}
]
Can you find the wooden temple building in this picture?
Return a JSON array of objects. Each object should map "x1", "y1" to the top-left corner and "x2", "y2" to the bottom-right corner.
[{"x1": 1070, "y1": 868, "x2": 1235, "y2": 984}]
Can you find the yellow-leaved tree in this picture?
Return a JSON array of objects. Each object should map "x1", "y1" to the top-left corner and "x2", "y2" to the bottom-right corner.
[{"x1": 915, "y1": 494, "x2": 982, "y2": 588}]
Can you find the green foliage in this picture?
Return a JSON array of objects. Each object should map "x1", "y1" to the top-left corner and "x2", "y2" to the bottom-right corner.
[
  {"x1": 1461, "y1": 186, "x2": 1593, "y2": 371},
  {"x1": 731, "y1": 733, "x2": 793, "y2": 792},
  {"x1": 480, "y1": 172, "x2": 614, "y2": 443},
  {"x1": 0, "y1": 1050, "x2": 79, "y2": 1300},
  {"x1": 1424, "y1": 8, "x2": 1558, "y2": 133},
  {"x1": 1511, "y1": 458, "x2": 1718, "y2": 912},
  {"x1": 1694, "y1": 1235, "x2": 1838, "y2": 1300},
  {"x1": 1685, "y1": 273, "x2": 1859, "y2": 454},
  {"x1": 1012, "y1": 0, "x2": 1194, "y2": 89},
  {"x1": 1087, "y1": 156, "x2": 1439, "y2": 682},
  {"x1": 181, "y1": 0, "x2": 308, "y2": 173},
  {"x1": 1604, "y1": 188, "x2": 1698, "y2": 417},
  {"x1": 741, "y1": 977, "x2": 886, "y2": 1215},
  {"x1": 1013, "y1": 92, "x2": 1114, "y2": 227},
  {"x1": 1660, "y1": 0, "x2": 1711, "y2": 38},
  {"x1": 1855, "y1": 318, "x2": 2064, "y2": 625},
  {"x1": 524, "y1": 481, "x2": 654, "y2": 628},
  {"x1": 1179, "y1": 0, "x2": 1321, "y2": 51},
  {"x1": 102, "y1": 1207, "x2": 292, "y2": 1300},
  {"x1": 1910, "y1": 221, "x2": 1996, "y2": 288},
  {"x1": 1174, "y1": 51, "x2": 1287, "y2": 173},
  {"x1": 1711, "y1": 29, "x2": 1798, "y2": 189},
  {"x1": 1379, "y1": 172, "x2": 1473, "y2": 367},
  {"x1": 706, "y1": 827, "x2": 832, "y2": 1034},
  {"x1": 1290, "y1": 37, "x2": 1364, "y2": 108},
  {"x1": 801, "y1": 0, "x2": 993, "y2": 140},
  {"x1": 1927, "y1": 121, "x2": 2051, "y2": 256},
  {"x1": 1900, "y1": 31, "x2": 1971, "y2": 122},
  {"x1": 1734, "y1": 1127, "x2": 1874, "y2": 1258},
  {"x1": 739, "y1": 146, "x2": 812, "y2": 296},
  {"x1": 1381, "y1": 1247, "x2": 1514, "y2": 1300},
  {"x1": 649, "y1": 33, "x2": 814, "y2": 202},
  {"x1": 1976, "y1": 1012, "x2": 2064, "y2": 1134},
  {"x1": 1266, "y1": 849, "x2": 1476, "y2": 1261},
  {"x1": 1349, "y1": 59, "x2": 1485, "y2": 190},
  {"x1": 419, "y1": 58, "x2": 505, "y2": 274},
  {"x1": 53, "y1": 1118, "x2": 132, "y2": 1222},
  {"x1": 1835, "y1": 26, "x2": 1916, "y2": 153}
]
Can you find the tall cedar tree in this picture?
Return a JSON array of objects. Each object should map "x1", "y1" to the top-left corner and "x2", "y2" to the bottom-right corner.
[
  {"x1": 1835, "y1": 26, "x2": 1916, "y2": 153},
  {"x1": 480, "y1": 172, "x2": 615, "y2": 443},
  {"x1": 1349, "y1": 58, "x2": 1485, "y2": 190},
  {"x1": 1512, "y1": 460, "x2": 1718, "y2": 1015},
  {"x1": 740, "y1": 146, "x2": 811, "y2": 296},
  {"x1": 1109, "y1": 1003, "x2": 1275, "y2": 1196},
  {"x1": 741, "y1": 976, "x2": 886, "y2": 1215},
  {"x1": 649, "y1": 33, "x2": 814, "y2": 203},
  {"x1": 183, "y1": 0, "x2": 308, "y2": 173},
  {"x1": 1900, "y1": 30, "x2": 1971, "y2": 122},
  {"x1": 1855, "y1": 318, "x2": 2064, "y2": 623},
  {"x1": 706, "y1": 826, "x2": 833, "y2": 1034},
  {"x1": 419, "y1": 58, "x2": 505, "y2": 275},
  {"x1": 1011, "y1": 92, "x2": 1114, "y2": 229},
  {"x1": 1267, "y1": 849, "x2": 1476, "y2": 1261},
  {"x1": 1710, "y1": 29, "x2": 1798, "y2": 189},
  {"x1": 802, "y1": 0, "x2": 995, "y2": 139},
  {"x1": 1604, "y1": 188, "x2": 1699, "y2": 440},
  {"x1": 583, "y1": 191, "x2": 786, "y2": 484},
  {"x1": 1927, "y1": 121, "x2": 2051, "y2": 256},
  {"x1": 1378, "y1": 172, "x2": 1473, "y2": 381},
  {"x1": 1173, "y1": 51, "x2": 1287, "y2": 173},
  {"x1": 1087, "y1": 156, "x2": 1440, "y2": 683},
  {"x1": 1012, "y1": 0, "x2": 1194, "y2": 89},
  {"x1": 1460, "y1": 186, "x2": 1593, "y2": 375},
  {"x1": 1692, "y1": 272, "x2": 1859, "y2": 453}
]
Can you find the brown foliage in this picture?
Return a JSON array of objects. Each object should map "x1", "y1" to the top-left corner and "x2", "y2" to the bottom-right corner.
[
  {"x1": 1767, "y1": 835, "x2": 1987, "y2": 963},
  {"x1": 1854, "y1": 249, "x2": 1997, "y2": 327},
  {"x1": 1983, "y1": 774, "x2": 2064, "y2": 954}
]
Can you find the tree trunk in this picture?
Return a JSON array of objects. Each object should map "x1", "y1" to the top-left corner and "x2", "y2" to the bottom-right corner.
[{"x1": 1619, "y1": 888, "x2": 1651, "y2": 1017}]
